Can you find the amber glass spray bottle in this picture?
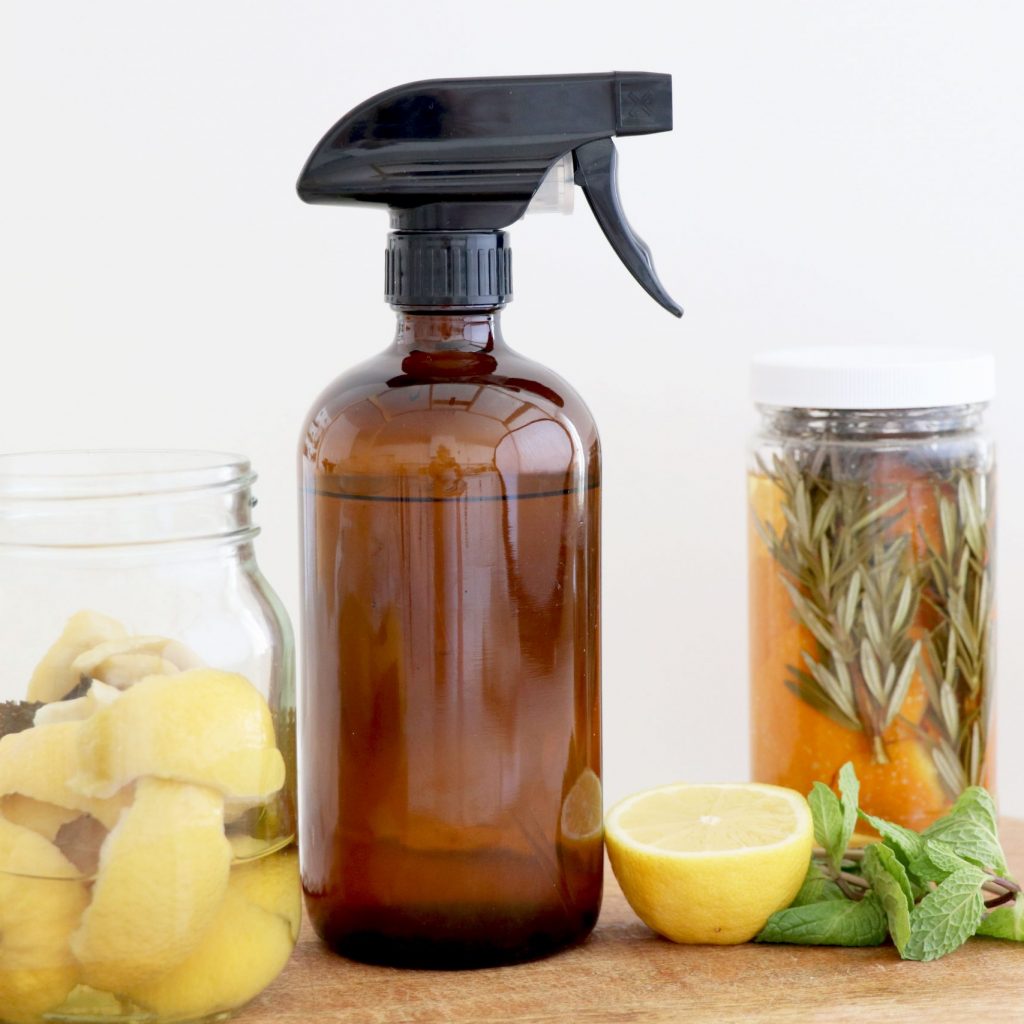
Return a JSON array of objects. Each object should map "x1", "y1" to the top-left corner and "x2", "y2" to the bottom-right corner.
[{"x1": 296, "y1": 73, "x2": 682, "y2": 967}]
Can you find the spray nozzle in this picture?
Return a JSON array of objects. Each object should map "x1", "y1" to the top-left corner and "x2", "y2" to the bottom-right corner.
[{"x1": 298, "y1": 72, "x2": 682, "y2": 316}]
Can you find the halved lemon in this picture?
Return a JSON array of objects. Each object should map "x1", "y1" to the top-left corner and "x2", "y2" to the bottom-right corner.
[{"x1": 605, "y1": 782, "x2": 812, "y2": 944}]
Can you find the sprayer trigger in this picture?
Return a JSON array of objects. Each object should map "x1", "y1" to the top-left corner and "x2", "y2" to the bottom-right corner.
[{"x1": 573, "y1": 138, "x2": 682, "y2": 318}]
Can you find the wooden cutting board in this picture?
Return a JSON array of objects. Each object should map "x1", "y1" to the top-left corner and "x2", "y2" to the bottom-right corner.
[{"x1": 238, "y1": 819, "x2": 1024, "y2": 1023}]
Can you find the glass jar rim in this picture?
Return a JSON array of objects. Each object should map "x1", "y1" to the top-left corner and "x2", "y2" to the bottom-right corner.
[{"x1": 0, "y1": 450, "x2": 254, "y2": 501}]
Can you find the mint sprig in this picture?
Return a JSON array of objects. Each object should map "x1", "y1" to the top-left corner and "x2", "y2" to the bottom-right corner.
[
  {"x1": 862, "y1": 843, "x2": 913, "y2": 954},
  {"x1": 977, "y1": 895, "x2": 1024, "y2": 940},
  {"x1": 757, "y1": 893, "x2": 887, "y2": 947},
  {"x1": 808, "y1": 763, "x2": 861, "y2": 877},
  {"x1": 755, "y1": 762, "x2": 1021, "y2": 960},
  {"x1": 902, "y1": 866, "x2": 987, "y2": 961},
  {"x1": 791, "y1": 862, "x2": 845, "y2": 906},
  {"x1": 922, "y1": 787, "x2": 1006, "y2": 874}
]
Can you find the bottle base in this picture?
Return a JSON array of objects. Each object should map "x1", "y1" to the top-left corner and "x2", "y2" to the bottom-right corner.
[{"x1": 311, "y1": 903, "x2": 600, "y2": 970}]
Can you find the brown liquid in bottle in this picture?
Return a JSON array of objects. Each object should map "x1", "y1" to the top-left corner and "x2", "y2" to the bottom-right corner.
[{"x1": 300, "y1": 312, "x2": 602, "y2": 967}]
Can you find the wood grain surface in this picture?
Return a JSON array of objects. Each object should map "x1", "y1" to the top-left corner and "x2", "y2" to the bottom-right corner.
[{"x1": 237, "y1": 820, "x2": 1024, "y2": 1024}]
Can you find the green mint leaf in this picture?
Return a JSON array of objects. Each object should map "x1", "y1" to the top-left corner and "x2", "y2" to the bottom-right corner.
[
  {"x1": 862, "y1": 843, "x2": 913, "y2": 954},
  {"x1": 858, "y1": 809, "x2": 923, "y2": 867},
  {"x1": 909, "y1": 838, "x2": 973, "y2": 886},
  {"x1": 837, "y1": 761, "x2": 860, "y2": 855},
  {"x1": 902, "y1": 866, "x2": 987, "y2": 962},
  {"x1": 976, "y1": 895, "x2": 1024, "y2": 941},
  {"x1": 756, "y1": 893, "x2": 887, "y2": 947},
  {"x1": 923, "y1": 787, "x2": 1007, "y2": 874},
  {"x1": 809, "y1": 782, "x2": 846, "y2": 872},
  {"x1": 791, "y1": 862, "x2": 846, "y2": 907}
]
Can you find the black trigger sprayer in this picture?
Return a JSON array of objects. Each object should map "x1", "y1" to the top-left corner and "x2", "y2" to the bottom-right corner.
[
  {"x1": 295, "y1": 73, "x2": 681, "y2": 969},
  {"x1": 297, "y1": 72, "x2": 682, "y2": 315}
]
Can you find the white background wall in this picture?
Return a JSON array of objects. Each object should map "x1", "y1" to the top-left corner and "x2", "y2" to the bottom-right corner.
[{"x1": 2, "y1": 2, "x2": 1022, "y2": 813}]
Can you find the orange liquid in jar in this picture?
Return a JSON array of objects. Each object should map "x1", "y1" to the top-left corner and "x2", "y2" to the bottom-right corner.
[{"x1": 749, "y1": 453, "x2": 994, "y2": 832}]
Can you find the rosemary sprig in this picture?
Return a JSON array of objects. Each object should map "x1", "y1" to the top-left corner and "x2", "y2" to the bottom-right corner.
[
  {"x1": 755, "y1": 452, "x2": 993, "y2": 787},
  {"x1": 916, "y1": 472, "x2": 994, "y2": 796},
  {"x1": 754, "y1": 452, "x2": 920, "y2": 763}
]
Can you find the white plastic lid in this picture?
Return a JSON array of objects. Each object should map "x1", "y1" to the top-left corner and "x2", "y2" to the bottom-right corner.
[{"x1": 751, "y1": 347, "x2": 995, "y2": 410}]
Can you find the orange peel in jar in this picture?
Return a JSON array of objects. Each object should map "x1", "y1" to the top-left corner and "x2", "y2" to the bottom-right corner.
[
  {"x1": 73, "y1": 669, "x2": 286, "y2": 803},
  {"x1": 0, "y1": 814, "x2": 89, "y2": 1024}
]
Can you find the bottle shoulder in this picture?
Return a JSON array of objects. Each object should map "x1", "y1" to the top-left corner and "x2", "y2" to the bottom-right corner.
[{"x1": 300, "y1": 345, "x2": 599, "y2": 487}]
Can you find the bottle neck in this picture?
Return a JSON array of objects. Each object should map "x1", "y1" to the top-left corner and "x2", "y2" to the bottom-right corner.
[
  {"x1": 385, "y1": 231, "x2": 512, "y2": 309},
  {"x1": 393, "y1": 310, "x2": 506, "y2": 355}
]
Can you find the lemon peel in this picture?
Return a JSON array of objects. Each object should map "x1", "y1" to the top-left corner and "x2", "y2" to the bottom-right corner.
[
  {"x1": 0, "y1": 795, "x2": 80, "y2": 842},
  {"x1": 71, "y1": 778, "x2": 232, "y2": 993},
  {"x1": 71, "y1": 635, "x2": 202, "y2": 690},
  {"x1": 0, "y1": 814, "x2": 89, "y2": 1023},
  {"x1": 26, "y1": 611, "x2": 127, "y2": 703},
  {"x1": 33, "y1": 680, "x2": 121, "y2": 727},
  {"x1": 127, "y1": 878, "x2": 294, "y2": 1020},
  {"x1": 230, "y1": 848, "x2": 302, "y2": 939},
  {"x1": 605, "y1": 782, "x2": 813, "y2": 944},
  {"x1": 0, "y1": 721, "x2": 132, "y2": 830},
  {"x1": 74, "y1": 669, "x2": 286, "y2": 802}
]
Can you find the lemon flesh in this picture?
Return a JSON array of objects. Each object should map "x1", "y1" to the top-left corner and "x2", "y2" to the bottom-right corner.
[
  {"x1": 74, "y1": 669, "x2": 285, "y2": 802},
  {"x1": 605, "y1": 783, "x2": 813, "y2": 945},
  {"x1": 0, "y1": 721, "x2": 132, "y2": 830},
  {"x1": 0, "y1": 814, "x2": 89, "y2": 1023},
  {"x1": 71, "y1": 777, "x2": 232, "y2": 993},
  {"x1": 26, "y1": 611, "x2": 127, "y2": 703}
]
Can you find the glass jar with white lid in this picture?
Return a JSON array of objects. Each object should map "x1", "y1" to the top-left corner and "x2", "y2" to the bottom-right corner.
[{"x1": 748, "y1": 349, "x2": 995, "y2": 831}]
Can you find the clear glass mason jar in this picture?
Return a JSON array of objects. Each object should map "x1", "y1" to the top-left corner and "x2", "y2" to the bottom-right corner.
[
  {"x1": 748, "y1": 349, "x2": 996, "y2": 832},
  {"x1": 0, "y1": 452, "x2": 298, "y2": 1024}
]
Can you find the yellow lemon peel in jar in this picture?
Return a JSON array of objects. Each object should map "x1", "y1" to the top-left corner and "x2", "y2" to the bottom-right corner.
[
  {"x1": 604, "y1": 782, "x2": 813, "y2": 945},
  {"x1": 0, "y1": 795, "x2": 80, "y2": 842},
  {"x1": 0, "y1": 721, "x2": 133, "y2": 829},
  {"x1": 70, "y1": 777, "x2": 232, "y2": 993},
  {"x1": 33, "y1": 680, "x2": 121, "y2": 727},
  {"x1": 0, "y1": 813, "x2": 89, "y2": 1024},
  {"x1": 127, "y1": 858, "x2": 297, "y2": 1020},
  {"x1": 71, "y1": 635, "x2": 203, "y2": 690},
  {"x1": 4, "y1": 614, "x2": 296, "y2": 1017},
  {"x1": 74, "y1": 669, "x2": 286, "y2": 802},
  {"x1": 26, "y1": 611, "x2": 127, "y2": 703},
  {"x1": 230, "y1": 848, "x2": 302, "y2": 939}
]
